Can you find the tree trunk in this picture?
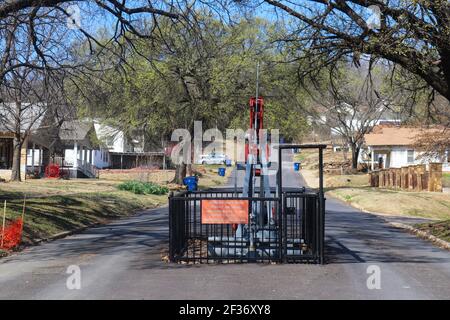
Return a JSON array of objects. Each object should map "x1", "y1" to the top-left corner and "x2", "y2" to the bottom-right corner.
[
  {"x1": 186, "y1": 163, "x2": 193, "y2": 176},
  {"x1": 172, "y1": 163, "x2": 187, "y2": 185},
  {"x1": 11, "y1": 133, "x2": 22, "y2": 181},
  {"x1": 351, "y1": 145, "x2": 360, "y2": 170}
]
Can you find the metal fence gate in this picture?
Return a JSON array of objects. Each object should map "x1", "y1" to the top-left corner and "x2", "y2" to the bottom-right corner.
[{"x1": 169, "y1": 188, "x2": 325, "y2": 264}]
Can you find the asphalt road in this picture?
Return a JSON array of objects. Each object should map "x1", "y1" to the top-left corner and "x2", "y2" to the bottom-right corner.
[{"x1": 0, "y1": 150, "x2": 450, "y2": 299}]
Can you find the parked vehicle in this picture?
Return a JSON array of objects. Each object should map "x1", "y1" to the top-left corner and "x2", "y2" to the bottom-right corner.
[{"x1": 198, "y1": 153, "x2": 227, "y2": 165}]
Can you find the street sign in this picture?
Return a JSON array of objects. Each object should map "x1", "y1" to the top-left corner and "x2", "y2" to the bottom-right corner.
[{"x1": 201, "y1": 199, "x2": 248, "y2": 224}]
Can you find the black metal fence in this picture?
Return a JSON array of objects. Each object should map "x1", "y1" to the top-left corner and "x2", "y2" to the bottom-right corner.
[{"x1": 169, "y1": 189, "x2": 325, "y2": 264}]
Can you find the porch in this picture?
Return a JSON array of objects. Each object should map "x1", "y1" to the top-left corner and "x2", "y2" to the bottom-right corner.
[
  {"x1": 59, "y1": 141, "x2": 99, "y2": 178},
  {"x1": 368, "y1": 147, "x2": 392, "y2": 171}
]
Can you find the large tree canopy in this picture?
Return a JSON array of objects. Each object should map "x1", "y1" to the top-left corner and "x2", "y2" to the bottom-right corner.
[{"x1": 259, "y1": 0, "x2": 450, "y2": 101}]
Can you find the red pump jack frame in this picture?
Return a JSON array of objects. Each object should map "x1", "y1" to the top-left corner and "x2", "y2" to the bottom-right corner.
[{"x1": 245, "y1": 96, "x2": 269, "y2": 176}]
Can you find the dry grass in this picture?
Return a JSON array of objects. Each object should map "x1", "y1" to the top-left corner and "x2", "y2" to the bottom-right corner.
[
  {"x1": 0, "y1": 172, "x2": 172, "y2": 245},
  {"x1": 294, "y1": 148, "x2": 350, "y2": 171},
  {"x1": 100, "y1": 169, "x2": 175, "y2": 184},
  {"x1": 297, "y1": 149, "x2": 450, "y2": 221},
  {"x1": 99, "y1": 166, "x2": 231, "y2": 190},
  {"x1": 328, "y1": 188, "x2": 450, "y2": 220},
  {"x1": 416, "y1": 220, "x2": 450, "y2": 242},
  {"x1": 300, "y1": 168, "x2": 369, "y2": 189},
  {"x1": 0, "y1": 187, "x2": 167, "y2": 247},
  {"x1": 2, "y1": 178, "x2": 121, "y2": 198}
]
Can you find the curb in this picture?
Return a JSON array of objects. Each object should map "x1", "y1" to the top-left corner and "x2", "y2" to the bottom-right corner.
[{"x1": 388, "y1": 222, "x2": 450, "y2": 251}]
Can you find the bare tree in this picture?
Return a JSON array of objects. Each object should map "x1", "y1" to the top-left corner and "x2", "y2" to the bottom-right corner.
[
  {"x1": 0, "y1": 70, "x2": 65, "y2": 181},
  {"x1": 0, "y1": 2, "x2": 188, "y2": 181},
  {"x1": 307, "y1": 64, "x2": 398, "y2": 169}
]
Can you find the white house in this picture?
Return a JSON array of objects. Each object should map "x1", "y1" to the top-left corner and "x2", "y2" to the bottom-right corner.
[
  {"x1": 94, "y1": 122, "x2": 142, "y2": 153},
  {"x1": 94, "y1": 122, "x2": 164, "y2": 169},
  {"x1": 364, "y1": 126, "x2": 449, "y2": 172},
  {"x1": 1, "y1": 102, "x2": 53, "y2": 180}
]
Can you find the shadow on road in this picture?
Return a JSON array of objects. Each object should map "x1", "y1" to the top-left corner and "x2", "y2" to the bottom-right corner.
[{"x1": 325, "y1": 207, "x2": 450, "y2": 265}]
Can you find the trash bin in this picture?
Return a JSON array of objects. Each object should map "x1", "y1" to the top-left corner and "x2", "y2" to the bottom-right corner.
[
  {"x1": 294, "y1": 162, "x2": 301, "y2": 171},
  {"x1": 183, "y1": 176, "x2": 198, "y2": 192},
  {"x1": 225, "y1": 159, "x2": 232, "y2": 167},
  {"x1": 218, "y1": 167, "x2": 226, "y2": 176}
]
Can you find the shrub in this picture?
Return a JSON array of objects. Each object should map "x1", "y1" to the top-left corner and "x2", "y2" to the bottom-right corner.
[{"x1": 117, "y1": 180, "x2": 169, "y2": 195}]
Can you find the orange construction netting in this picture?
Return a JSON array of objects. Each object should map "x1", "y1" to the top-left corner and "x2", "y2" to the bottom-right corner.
[{"x1": 1, "y1": 217, "x2": 23, "y2": 250}]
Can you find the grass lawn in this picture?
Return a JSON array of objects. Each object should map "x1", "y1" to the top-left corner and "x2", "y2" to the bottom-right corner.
[
  {"x1": 296, "y1": 149, "x2": 450, "y2": 221},
  {"x1": 99, "y1": 165, "x2": 231, "y2": 190},
  {"x1": 329, "y1": 187, "x2": 450, "y2": 220},
  {"x1": 0, "y1": 179, "x2": 167, "y2": 248},
  {"x1": 0, "y1": 165, "x2": 230, "y2": 251}
]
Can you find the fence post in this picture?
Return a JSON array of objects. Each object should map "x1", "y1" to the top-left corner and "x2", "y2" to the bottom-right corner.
[
  {"x1": 392, "y1": 169, "x2": 397, "y2": 188},
  {"x1": 402, "y1": 167, "x2": 408, "y2": 189},
  {"x1": 369, "y1": 172, "x2": 377, "y2": 187},
  {"x1": 408, "y1": 166, "x2": 414, "y2": 191},
  {"x1": 371, "y1": 172, "x2": 375, "y2": 187},
  {"x1": 380, "y1": 170, "x2": 384, "y2": 187},
  {"x1": 428, "y1": 163, "x2": 443, "y2": 192},
  {"x1": 384, "y1": 170, "x2": 388, "y2": 187},
  {"x1": 388, "y1": 169, "x2": 393, "y2": 188},
  {"x1": 416, "y1": 164, "x2": 426, "y2": 191}
]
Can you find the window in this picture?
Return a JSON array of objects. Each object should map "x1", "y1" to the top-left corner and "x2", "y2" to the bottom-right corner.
[
  {"x1": 407, "y1": 150, "x2": 415, "y2": 163},
  {"x1": 0, "y1": 138, "x2": 13, "y2": 169}
]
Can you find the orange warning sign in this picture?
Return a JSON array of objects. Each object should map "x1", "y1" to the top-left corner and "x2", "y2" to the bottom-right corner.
[{"x1": 201, "y1": 200, "x2": 249, "y2": 224}]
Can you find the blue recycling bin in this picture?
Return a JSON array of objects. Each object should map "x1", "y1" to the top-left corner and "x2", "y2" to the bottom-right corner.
[
  {"x1": 294, "y1": 162, "x2": 301, "y2": 171},
  {"x1": 225, "y1": 159, "x2": 232, "y2": 167},
  {"x1": 183, "y1": 176, "x2": 198, "y2": 192},
  {"x1": 218, "y1": 167, "x2": 226, "y2": 176}
]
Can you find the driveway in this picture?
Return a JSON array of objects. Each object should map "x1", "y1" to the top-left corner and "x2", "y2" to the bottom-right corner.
[{"x1": 0, "y1": 150, "x2": 449, "y2": 299}]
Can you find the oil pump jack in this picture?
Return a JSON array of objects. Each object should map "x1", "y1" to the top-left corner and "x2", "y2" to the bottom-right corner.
[
  {"x1": 208, "y1": 91, "x2": 279, "y2": 258},
  {"x1": 169, "y1": 64, "x2": 326, "y2": 264}
]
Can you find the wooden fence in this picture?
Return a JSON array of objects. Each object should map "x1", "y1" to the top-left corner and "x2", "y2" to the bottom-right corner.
[{"x1": 369, "y1": 163, "x2": 443, "y2": 192}]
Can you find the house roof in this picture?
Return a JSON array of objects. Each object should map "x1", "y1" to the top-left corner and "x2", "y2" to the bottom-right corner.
[
  {"x1": 59, "y1": 120, "x2": 94, "y2": 141},
  {"x1": 364, "y1": 125, "x2": 444, "y2": 147}
]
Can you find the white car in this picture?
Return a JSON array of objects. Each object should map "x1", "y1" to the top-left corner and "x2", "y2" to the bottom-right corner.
[{"x1": 198, "y1": 153, "x2": 227, "y2": 165}]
